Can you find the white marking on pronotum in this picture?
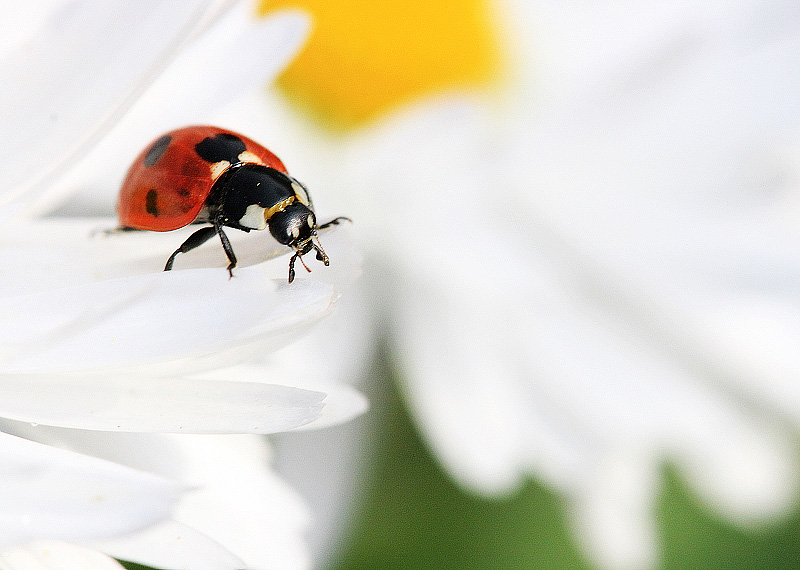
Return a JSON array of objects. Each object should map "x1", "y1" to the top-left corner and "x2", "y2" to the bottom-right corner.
[
  {"x1": 209, "y1": 160, "x2": 230, "y2": 180},
  {"x1": 238, "y1": 151, "x2": 264, "y2": 165},
  {"x1": 239, "y1": 204, "x2": 268, "y2": 230},
  {"x1": 291, "y1": 179, "x2": 311, "y2": 206}
]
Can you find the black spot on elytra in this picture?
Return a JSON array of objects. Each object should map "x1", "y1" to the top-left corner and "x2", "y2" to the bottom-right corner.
[
  {"x1": 194, "y1": 133, "x2": 247, "y2": 164},
  {"x1": 144, "y1": 135, "x2": 171, "y2": 167},
  {"x1": 146, "y1": 189, "x2": 159, "y2": 217}
]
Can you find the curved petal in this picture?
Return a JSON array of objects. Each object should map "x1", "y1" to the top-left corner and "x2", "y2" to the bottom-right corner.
[
  {"x1": 0, "y1": 0, "x2": 227, "y2": 212},
  {"x1": 286, "y1": 383, "x2": 368, "y2": 431},
  {"x1": 0, "y1": 431, "x2": 183, "y2": 547},
  {"x1": 0, "y1": 219, "x2": 358, "y2": 375},
  {"x1": 0, "y1": 373, "x2": 326, "y2": 433},
  {"x1": 0, "y1": 266, "x2": 336, "y2": 374},
  {"x1": 568, "y1": 452, "x2": 660, "y2": 570},
  {"x1": 0, "y1": 430, "x2": 313, "y2": 569},
  {"x1": 674, "y1": 419, "x2": 800, "y2": 524},
  {"x1": 189, "y1": 365, "x2": 369, "y2": 431},
  {"x1": 91, "y1": 520, "x2": 245, "y2": 570},
  {"x1": 169, "y1": 435, "x2": 312, "y2": 570},
  {"x1": 0, "y1": 542, "x2": 126, "y2": 570}
]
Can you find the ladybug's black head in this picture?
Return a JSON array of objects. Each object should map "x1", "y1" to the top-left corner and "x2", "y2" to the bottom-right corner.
[{"x1": 267, "y1": 202, "x2": 330, "y2": 282}]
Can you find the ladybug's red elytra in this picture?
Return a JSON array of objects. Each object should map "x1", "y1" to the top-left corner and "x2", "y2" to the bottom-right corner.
[{"x1": 117, "y1": 126, "x2": 348, "y2": 282}]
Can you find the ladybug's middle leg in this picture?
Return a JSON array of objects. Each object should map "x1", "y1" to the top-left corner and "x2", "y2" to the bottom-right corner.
[
  {"x1": 164, "y1": 226, "x2": 216, "y2": 271},
  {"x1": 214, "y1": 220, "x2": 238, "y2": 278}
]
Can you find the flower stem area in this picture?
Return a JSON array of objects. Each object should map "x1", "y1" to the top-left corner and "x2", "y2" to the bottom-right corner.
[{"x1": 332, "y1": 375, "x2": 800, "y2": 570}]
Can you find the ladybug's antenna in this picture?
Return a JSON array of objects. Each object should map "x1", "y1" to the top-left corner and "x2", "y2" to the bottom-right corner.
[
  {"x1": 312, "y1": 235, "x2": 330, "y2": 266},
  {"x1": 287, "y1": 237, "x2": 329, "y2": 283}
]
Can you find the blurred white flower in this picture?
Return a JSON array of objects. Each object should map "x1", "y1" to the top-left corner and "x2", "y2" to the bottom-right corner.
[
  {"x1": 0, "y1": 1, "x2": 365, "y2": 569},
  {"x1": 227, "y1": 0, "x2": 800, "y2": 568}
]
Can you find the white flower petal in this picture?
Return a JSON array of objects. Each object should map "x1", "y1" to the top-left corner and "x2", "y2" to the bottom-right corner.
[
  {"x1": 569, "y1": 452, "x2": 660, "y2": 570},
  {"x1": 0, "y1": 267, "x2": 334, "y2": 373},
  {"x1": 0, "y1": 219, "x2": 346, "y2": 375},
  {"x1": 0, "y1": 373, "x2": 326, "y2": 433},
  {"x1": 248, "y1": 285, "x2": 375, "y2": 387},
  {"x1": 0, "y1": 431, "x2": 183, "y2": 547},
  {"x1": 0, "y1": 429, "x2": 314, "y2": 570},
  {"x1": 191, "y1": 366, "x2": 369, "y2": 431},
  {"x1": 91, "y1": 520, "x2": 245, "y2": 570},
  {"x1": 393, "y1": 284, "x2": 530, "y2": 494},
  {"x1": 240, "y1": 287, "x2": 375, "y2": 561},
  {"x1": 271, "y1": 415, "x2": 372, "y2": 565},
  {"x1": 0, "y1": 0, "x2": 226, "y2": 212},
  {"x1": 108, "y1": 7, "x2": 309, "y2": 148},
  {"x1": 675, "y1": 420, "x2": 799, "y2": 524},
  {"x1": 0, "y1": 541, "x2": 125, "y2": 570},
  {"x1": 0, "y1": 1, "x2": 69, "y2": 58},
  {"x1": 286, "y1": 383, "x2": 368, "y2": 431},
  {"x1": 169, "y1": 435, "x2": 312, "y2": 570}
]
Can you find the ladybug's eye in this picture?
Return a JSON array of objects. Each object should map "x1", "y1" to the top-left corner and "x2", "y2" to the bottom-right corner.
[{"x1": 307, "y1": 214, "x2": 315, "y2": 228}]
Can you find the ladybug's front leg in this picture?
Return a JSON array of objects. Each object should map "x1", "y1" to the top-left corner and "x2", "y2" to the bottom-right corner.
[
  {"x1": 214, "y1": 220, "x2": 238, "y2": 278},
  {"x1": 317, "y1": 216, "x2": 352, "y2": 231}
]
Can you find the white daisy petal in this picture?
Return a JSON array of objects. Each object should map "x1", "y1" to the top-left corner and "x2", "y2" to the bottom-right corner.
[
  {"x1": 0, "y1": 219, "x2": 352, "y2": 379},
  {"x1": 285, "y1": 382, "x2": 368, "y2": 431},
  {"x1": 0, "y1": 373, "x2": 326, "y2": 433},
  {"x1": 0, "y1": 431, "x2": 183, "y2": 547},
  {"x1": 675, "y1": 419, "x2": 799, "y2": 524},
  {"x1": 0, "y1": 541, "x2": 125, "y2": 570},
  {"x1": 91, "y1": 520, "x2": 245, "y2": 570},
  {"x1": 169, "y1": 435, "x2": 312, "y2": 570},
  {"x1": 0, "y1": 0, "x2": 225, "y2": 212},
  {"x1": 190, "y1": 365, "x2": 369, "y2": 431},
  {"x1": 110, "y1": 6, "x2": 310, "y2": 147},
  {"x1": 0, "y1": 266, "x2": 335, "y2": 374},
  {"x1": 569, "y1": 452, "x2": 660, "y2": 570},
  {"x1": 0, "y1": 1, "x2": 69, "y2": 58},
  {"x1": 0, "y1": 429, "x2": 315, "y2": 570}
]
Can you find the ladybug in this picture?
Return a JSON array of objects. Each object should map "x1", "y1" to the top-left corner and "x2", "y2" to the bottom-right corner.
[{"x1": 117, "y1": 125, "x2": 348, "y2": 282}]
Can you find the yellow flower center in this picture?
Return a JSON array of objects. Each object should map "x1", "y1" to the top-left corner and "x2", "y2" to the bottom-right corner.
[{"x1": 258, "y1": 0, "x2": 502, "y2": 128}]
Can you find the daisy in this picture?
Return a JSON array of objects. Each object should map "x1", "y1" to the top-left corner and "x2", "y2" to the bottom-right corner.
[
  {"x1": 0, "y1": 1, "x2": 365, "y2": 569},
  {"x1": 241, "y1": 0, "x2": 800, "y2": 568}
]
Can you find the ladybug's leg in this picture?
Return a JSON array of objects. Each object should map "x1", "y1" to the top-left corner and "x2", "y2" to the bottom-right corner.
[
  {"x1": 92, "y1": 226, "x2": 140, "y2": 238},
  {"x1": 214, "y1": 221, "x2": 238, "y2": 278},
  {"x1": 317, "y1": 216, "x2": 352, "y2": 230},
  {"x1": 164, "y1": 226, "x2": 216, "y2": 271}
]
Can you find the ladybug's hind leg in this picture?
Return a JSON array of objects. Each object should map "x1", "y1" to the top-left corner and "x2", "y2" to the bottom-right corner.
[
  {"x1": 92, "y1": 226, "x2": 140, "y2": 238},
  {"x1": 164, "y1": 226, "x2": 216, "y2": 271}
]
